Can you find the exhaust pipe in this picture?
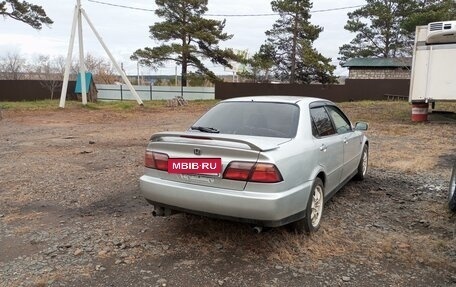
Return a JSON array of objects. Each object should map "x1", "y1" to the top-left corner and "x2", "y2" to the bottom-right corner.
[
  {"x1": 152, "y1": 206, "x2": 180, "y2": 217},
  {"x1": 252, "y1": 226, "x2": 263, "y2": 234}
]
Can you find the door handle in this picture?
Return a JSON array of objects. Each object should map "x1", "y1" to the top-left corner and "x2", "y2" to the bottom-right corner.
[{"x1": 320, "y1": 144, "x2": 327, "y2": 152}]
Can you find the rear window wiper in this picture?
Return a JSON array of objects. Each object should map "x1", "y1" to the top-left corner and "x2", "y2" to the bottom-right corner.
[{"x1": 190, "y1": 126, "x2": 220, "y2": 133}]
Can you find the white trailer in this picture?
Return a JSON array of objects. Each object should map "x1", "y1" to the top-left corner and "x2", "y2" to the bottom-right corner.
[{"x1": 409, "y1": 21, "x2": 456, "y2": 104}]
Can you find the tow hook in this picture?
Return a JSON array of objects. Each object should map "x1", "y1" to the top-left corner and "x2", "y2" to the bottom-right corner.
[{"x1": 252, "y1": 226, "x2": 263, "y2": 234}]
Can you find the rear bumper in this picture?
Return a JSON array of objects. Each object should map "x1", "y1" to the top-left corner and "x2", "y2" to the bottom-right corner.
[{"x1": 140, "y1": 175, "x2": 313, "y2": 227}]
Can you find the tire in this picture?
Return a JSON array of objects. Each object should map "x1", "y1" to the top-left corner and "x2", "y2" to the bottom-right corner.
[
  {"x1": 289, "y1": 178, "x2": 324, "y2": 234},
  {"x1": 449, "y1": 164, "x2": 456, "y2": 212},
  {"x1": 355, "y1": 145, "x2": 368, "y2": 180}
]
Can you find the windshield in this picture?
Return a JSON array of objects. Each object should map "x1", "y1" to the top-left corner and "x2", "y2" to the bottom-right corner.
[{"x1": 191, "y1": 101, "x2": 300, "y2": 138}]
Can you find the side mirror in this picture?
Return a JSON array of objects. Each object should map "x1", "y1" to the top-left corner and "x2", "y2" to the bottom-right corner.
[{"x1": 354, "y1": 122, "x2": 369, "y2": 131}]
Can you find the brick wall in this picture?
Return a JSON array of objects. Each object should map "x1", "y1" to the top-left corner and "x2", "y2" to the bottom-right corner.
[{"x1": 349, "y1": 68, "x2": 411, "y2": 79}]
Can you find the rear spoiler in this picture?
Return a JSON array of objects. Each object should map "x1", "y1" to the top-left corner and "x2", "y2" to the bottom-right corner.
[{"x1": 150, "y1": 132, "x2": 282, "y2": 152}]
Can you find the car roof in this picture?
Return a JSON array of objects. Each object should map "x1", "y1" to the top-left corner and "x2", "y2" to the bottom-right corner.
[{"x1": 221, "y1": 96, "x2": 334, "y2": 105}]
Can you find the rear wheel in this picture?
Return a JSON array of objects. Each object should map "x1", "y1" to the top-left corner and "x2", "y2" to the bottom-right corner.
[
  {"x1": 355, "y1": 145, "x2": 368, "y2": 180},
  {"x1": 289, "y1": 178, "x2": 324, "y2": 234},
  {"x1": 449, "y1": 164, "x2": 456, "y2": 211}
]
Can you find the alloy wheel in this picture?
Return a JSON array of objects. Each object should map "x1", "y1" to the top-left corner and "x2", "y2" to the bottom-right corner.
[{"x1": 311, "y1": 185, "x2": 324, "y2": 227}]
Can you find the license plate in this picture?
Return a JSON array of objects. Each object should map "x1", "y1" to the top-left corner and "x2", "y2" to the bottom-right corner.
[{"x1": 168, "y1": 158, "x2": 222, "y2": 174}]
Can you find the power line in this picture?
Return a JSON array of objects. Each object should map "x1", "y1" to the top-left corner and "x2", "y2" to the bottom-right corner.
[
  {"x1": 86, "y1": 0, "x2": 363, "y2": 16},
  {"x1": 206, "y1": 5, "x2": 365, "y2": 16},
  {"x1": 87, "y1": 0, "x2": 155, "y2": 12},
  {"x1": 310, "y1": 5, "x2": 364, "y2": 14}
]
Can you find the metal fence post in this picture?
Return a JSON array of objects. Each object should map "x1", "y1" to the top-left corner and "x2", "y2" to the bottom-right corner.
[
  {"x1": 120, "y1": 85, "x2": 123, "y2": 101},
  {"x1": 150, "y1": 83, "x2": 153, "y2": 101}
]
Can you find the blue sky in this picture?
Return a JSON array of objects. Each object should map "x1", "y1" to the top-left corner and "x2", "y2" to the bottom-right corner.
[{"x1": 0, "y1": 0, "x2": 366, "y2": 76}]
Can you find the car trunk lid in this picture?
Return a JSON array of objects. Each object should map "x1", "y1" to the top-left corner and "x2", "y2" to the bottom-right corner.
[{"x1": 146, "y1": 132, "x2": 290, "y2": 191}]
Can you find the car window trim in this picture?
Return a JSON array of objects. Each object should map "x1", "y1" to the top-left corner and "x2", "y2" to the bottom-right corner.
[{"x1": 309, "y1": 105, "x2": 338, "y2": 139}]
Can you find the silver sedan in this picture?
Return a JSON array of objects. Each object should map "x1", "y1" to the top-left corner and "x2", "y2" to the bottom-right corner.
[{"x1": 140, "y1": 96, "x2": 369, "y2": 233}]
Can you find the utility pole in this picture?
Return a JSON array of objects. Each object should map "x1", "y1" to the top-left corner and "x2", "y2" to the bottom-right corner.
[
  {"x1": 59, "y1": 0, "x2": 143, "y2": 108},
  {"x1": 77, "y1": 0, "x2": 87, "y2": 105},
  {"x1": 137, "y1": 61, "x2": 140, "y2": 85}
]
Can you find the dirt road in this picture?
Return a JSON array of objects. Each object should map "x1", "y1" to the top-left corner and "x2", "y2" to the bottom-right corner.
[{"x1": 0, "y1": 102, "x2": 455, "y2": 287}]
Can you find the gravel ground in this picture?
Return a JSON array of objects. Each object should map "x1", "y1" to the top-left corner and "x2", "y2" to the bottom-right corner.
[{"x1": 0, "y1": 103, "x2": 455, "y2": 287}]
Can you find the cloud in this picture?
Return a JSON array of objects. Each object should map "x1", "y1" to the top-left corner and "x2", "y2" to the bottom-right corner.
[{"x1": 0, "y1": 0, "x2": 365, "y2": 76}]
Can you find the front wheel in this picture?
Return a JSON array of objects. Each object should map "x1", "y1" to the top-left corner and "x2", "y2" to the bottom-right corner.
[
  {"x1": 355, "y1": 145, "x2": 368, "y2": 180},
  {"x1": 449, "y1": 164, "x2": 456, "y2": 211},
  {"x1": 289, "y1": 178, "x2": 324, "y2": 234}
]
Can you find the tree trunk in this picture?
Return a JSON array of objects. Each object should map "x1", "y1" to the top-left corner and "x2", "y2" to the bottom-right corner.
[
  {"x1": 181, "y1": 55, "x2": 187, "y2": 87},
  {"x1": 290, "y1": 12, "x2": 299, "y2": 84},
  {"x1": 181, "y1": 4, "x2": 188, "y2": 87}
]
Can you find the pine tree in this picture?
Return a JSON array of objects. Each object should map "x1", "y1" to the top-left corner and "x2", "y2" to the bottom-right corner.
[
  {"x1": 339, "y1": 0, "x2": 456, "y2": 64},
  {"x1": 131, "y1": 0, "x2": 238, "y2": 86},
  {"x1": 238, "y1": 44, "x2": 275, "y2": 83},
  {"x1": 265, "y1": 0, "x2": 336, "y2": 84},
  {"x1": 0, "y1": 0, "x2": 53, "y2": 30},
  {"x1": 402, "y1": 0, "x2": 456, "y2": 33},
  {"x1": 338, "y1": 0, "x2": 416, "y2": 64}
]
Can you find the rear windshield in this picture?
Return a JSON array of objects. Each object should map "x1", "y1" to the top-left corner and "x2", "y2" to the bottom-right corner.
[{"x1": 192, "y1": 102, "x2": 300, "y2": 138}]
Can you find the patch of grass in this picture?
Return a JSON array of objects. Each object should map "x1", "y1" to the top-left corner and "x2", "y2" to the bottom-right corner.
[
  {"x1": 172, "y1": 215, "x2": 355, "y2": 264},
  {"x1": 0, "y1": 99, "x2": 63, "y2": 110},
  {"x1": 113, "y1": 101, "x2": 138, "y2": 110},
  {"x1": 0, "y1": 99, "x2": 219, "y2": 112},
  {"x1": 433, "y1": 101, "x2": 456, "y2": 112},
  {"x1": 340, "y1": 101, "x2": 456, "y2": 124},
  {"x1": 82, "y1": 103, "x2": 101, "y2": 110},
  {"x1": 339, "y1": 101, "x2": 412, "y2": 123},
  {"x1": 189, "y1": 99, "x2": 219, "y2": 106},
  {"x1": 81, "y1": 100, "x2": 141, "y2": 111}
]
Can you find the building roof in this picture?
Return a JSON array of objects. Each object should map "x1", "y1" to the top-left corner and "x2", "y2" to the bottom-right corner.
[{"x1": 342, "y1": 58, "x2": 412, "y2": 68}]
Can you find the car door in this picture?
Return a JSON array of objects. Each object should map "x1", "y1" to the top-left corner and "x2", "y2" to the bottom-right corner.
[
  {"x1": 326, "y1": 105, "x2": 363, "y2": 181},
  {"x1": 310, "y1": 106, "x2": 344, "y2": 195}
]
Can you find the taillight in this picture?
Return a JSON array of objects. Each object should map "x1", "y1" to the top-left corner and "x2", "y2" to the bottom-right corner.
[
  {"x1": 250, "y1": 163, "x2": 283, "y2": 183},
  {"x1": 223, "y1": 161, "x2": 283, "y2": 183},
  {"x1": 223, "y1": 162, "x2": 255, "y2": 181},
  {"x1": 145, "y1": 151, "x2": 169, "y2": 171}
]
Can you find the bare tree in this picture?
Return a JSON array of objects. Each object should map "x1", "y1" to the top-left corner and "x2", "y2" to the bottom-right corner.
[
  {"x1": 31, "y1": 55, "x2": 65, "y2": 100},
  {"x1": 72, "y1": 53, "x2": 118, "y2": 84},
  {"x1": 0, "y1": 52, "x2": 27, "y2": 80}
]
